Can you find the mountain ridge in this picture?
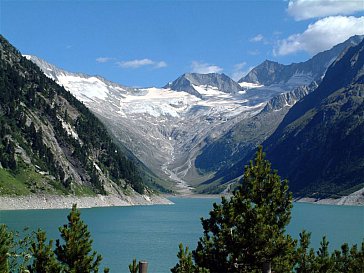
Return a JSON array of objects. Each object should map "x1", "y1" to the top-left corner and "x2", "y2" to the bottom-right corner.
[{"x1": 240, "y1": 35, "x2": 364, "y2": 86}]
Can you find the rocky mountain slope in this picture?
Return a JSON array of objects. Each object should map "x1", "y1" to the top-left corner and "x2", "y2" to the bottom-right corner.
[
  {"x1": 195, "y1": 83, "x2": 317, "y2": 179},
  {"x1": 212, "y1": 37, "x2": 364, "y2": 199},
  {"x1": 193, "y1": 37, "x2": 364, "y2": 192},
  {"x1": 262, "y1": 38, "x2": 364, "y2": 198},
  {"x1": 0, "y1": 35, "x2": 148, "y2": 196}
]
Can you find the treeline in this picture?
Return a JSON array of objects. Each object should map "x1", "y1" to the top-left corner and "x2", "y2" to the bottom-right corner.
[{"x1": 0, "y1": 35, "x2": 144, "y2": 194}]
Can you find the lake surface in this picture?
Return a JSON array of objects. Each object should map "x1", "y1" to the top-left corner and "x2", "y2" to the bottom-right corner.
[{"x1": 0, "y1": 197, "x2": 363, "y2": 273}]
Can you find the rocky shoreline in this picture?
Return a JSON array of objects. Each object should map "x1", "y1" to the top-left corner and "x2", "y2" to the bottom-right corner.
[
  {"x1": 1, "y1": 189, "x2": 362, "y2": 211},
  {"x1": 295, "y1": 187, "x2": 364, "y2": 206},
  {"x1": 0, "y1": 193, "x2": 173, "y2": 210},
  {"x1": 166, "y1": 192, "x2": 364, "y2": 206}
]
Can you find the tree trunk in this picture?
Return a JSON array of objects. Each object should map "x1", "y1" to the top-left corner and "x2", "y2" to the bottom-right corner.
[{"x1": 262, "y1": 261, "x2": 271, "y2": 273}]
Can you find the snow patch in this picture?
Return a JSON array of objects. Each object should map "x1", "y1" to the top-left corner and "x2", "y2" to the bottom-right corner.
[
  {"x1": 57, "y1": 75, "x2": 110, "y2": 102},
  {"x1": 239, "y1": 82, "x2": 264, "y2": 89},
  {"x1": 118, "y1": 87, "x2": 198, "y2": 118},
  {"x1": 192, "y1": 84, "x2": 228, "y2": 97}
]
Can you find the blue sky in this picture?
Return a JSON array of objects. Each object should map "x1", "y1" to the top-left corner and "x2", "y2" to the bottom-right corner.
[{"x1": 1, "y1": 0, "x2": 364, "y2": 87}]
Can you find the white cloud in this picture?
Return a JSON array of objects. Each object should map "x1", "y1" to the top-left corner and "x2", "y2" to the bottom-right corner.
[
  {"x1": 250, "y1": 34, "x2": 264, "y2": 42},
  {"x1": 155, "y1": 61, "x2": 167, "y2": 68},
  {"x1": 231, "y1": 62, "x2": 254, "y2": 81},
  {"x1": 117, "y1": 58, "x2": 167, "y2": 69},
  {"x1": 118, "y1": 59, "x2": 154, "y2": 68},
  {"x1": 288, "y1": 0, "x2": 364, "y2": 21},
  {"x1": 274, "y1": 16, "x2": 364, "y2": 56},
  {"x1": 191, "y1": 61, "x2": 223, "y2": 74},
  {"x1": 249, "y1": 34, "x2": 264, "y2": 42},
  {"x1": 96, "y1": 57, "x2": 112, "y2": 63}
]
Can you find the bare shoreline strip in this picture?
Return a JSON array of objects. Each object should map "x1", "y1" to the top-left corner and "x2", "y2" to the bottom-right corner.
[
  {"x1": 0, "y1": 193, "x2": 173, "y2": 211},
  {"x1": 1, "y1": 189, "x2": 363, "y2": 211},
  {"x1": 294, "y1": 186, "x2": 364, "y2": 206},
  {"x1": 167, "y1": 192, "x2": 364, "y2": 206}
]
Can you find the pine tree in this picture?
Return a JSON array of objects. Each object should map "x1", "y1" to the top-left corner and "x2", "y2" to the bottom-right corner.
[
  {"x1": 55, "y1": 204, "x2": 102, "y2": 273},
  {"x1": 0, "y1": 225, "x2": 12, "y2": 273},
  {"x1": 28, "y1": 229, "x2": 62, "y2": 273},
  {"x1": 193, "y1": 146, "x2": 295, "y2": 273},
  {"x1": 315, "y1": 236, "x2": 334, "y2": 272},
  {"x1": 348, "y1": 241, "x2": 364, "y2": 272},
  {"x1": 129, "y1": 258, "x2": 139, "y2": 273},
  {"x1": 332, "y1": 243, "x2": 350, "y2": 273},
  {"x1": 295, "y1": 231, "x2": 316, "y2": 273},
  {"x1": 171, "y1": 244, "x2": 195, "y2": 273},
  {"x1": 171, "y1": 244, "x2": 209, "y2": 273}
]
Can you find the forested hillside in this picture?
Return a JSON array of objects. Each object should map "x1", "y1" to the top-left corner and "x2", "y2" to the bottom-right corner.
[{"x1": 0, "y1": 35, "x2": 145, "y2": 195}]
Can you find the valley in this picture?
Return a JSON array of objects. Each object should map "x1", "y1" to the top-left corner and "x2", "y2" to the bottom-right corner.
[
  {"x1": 0, "y1": 33, "x2": 360, "y2": 201},
  {"x1": 25, "y1": 56, "x2": 282, "y2": 192},
  {"x1": 25, "y1": 35, "x2": 364, "y2": 197}
]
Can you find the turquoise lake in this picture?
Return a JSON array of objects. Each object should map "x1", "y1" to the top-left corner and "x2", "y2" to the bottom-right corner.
[{"x1": 0, "y1": 197, "x2": 363, "y2": 273}]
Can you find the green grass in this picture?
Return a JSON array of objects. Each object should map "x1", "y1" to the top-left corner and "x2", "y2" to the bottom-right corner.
[
  {"x1": 72, "y1": 184, "x2": 96, "y2": 196},
  {"x1": 0, "y1": 166, "x2": 70, "y2": 196},
  {"x1": 0, "y1": 168, "x2": 30, "y2": 195},
  {"x1": 15, "y1": 167, "x2": 67, "y2": 194}
]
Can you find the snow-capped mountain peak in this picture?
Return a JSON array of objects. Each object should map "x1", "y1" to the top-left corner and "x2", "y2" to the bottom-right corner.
[{"x1": 165, "y1": 72, "x2": 242, "y2": 98}]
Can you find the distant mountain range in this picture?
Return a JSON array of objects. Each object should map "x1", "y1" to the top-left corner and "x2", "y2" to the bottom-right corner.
[{"x1": 25, "y1": 35, "x2": 364, "y2": 199}]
